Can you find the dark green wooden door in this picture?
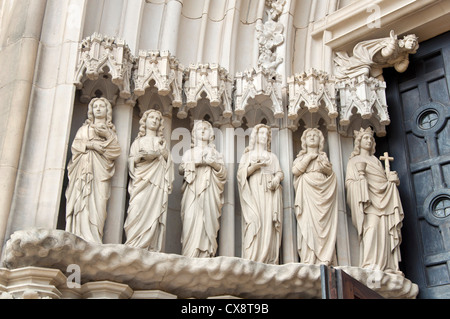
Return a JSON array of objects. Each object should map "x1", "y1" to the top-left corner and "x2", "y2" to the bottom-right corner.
[{"x1": 383, "y1": 31, "x2": 450, "y2": 299}]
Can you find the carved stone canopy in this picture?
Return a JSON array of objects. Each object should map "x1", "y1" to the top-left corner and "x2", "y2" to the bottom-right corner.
[
  {"x1": 72, "y1": 33, "x2": 399, "y2": 137},
  {"x1": 184, "y1": 63, "x2": 233, "y2": 119},
  {"x1": 234, "y1": 67, "x2": 283, "y2": 124},
  {"x1": 74, "y1": 33, "x2": 135, "y2": 99},
  {"x1": 337, "y1": 75, "x2": 390, "y2": 137},
  {"x1": 133, "y1": 50, "x2": 184, "y2": 108},
  {"x1": 288, "y1": 69, "x2": 338, "y2": 130}
]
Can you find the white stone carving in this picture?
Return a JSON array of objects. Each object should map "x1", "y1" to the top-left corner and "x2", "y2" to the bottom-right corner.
[
  {"x1": 124, "y1": 110, "x2": 174, "y2": 252},
  {"x1": 337, "y1": 75, "x2": 390, "y2": 137},
  {"x1": 65, "y1": 98, "x2": 121, "y2": 244},
  {"x1": 345, "y1": 127, "x2": 404, "y2": 274},
  {"x1": 133, "y1": 50, "x2": 184, "y2": 108},
  {"x1": 74, "y1": 33, "x2": 135, "y2": 99},
  {"x1": 334, "y1": 30, "x2": 419, "y2": 81},
  {"x1": 179, "y1": 121, "x2": 227, "y2": 258},
  {"x1": 185, "y1": 63, "x2": 233, "y2": 118},
  {"x1": 292, "y1": 128, "x2": 338, "y2": 266},
  {"x1": 288, "y1": 69, "x2": 338, "y2": 121},
  {"x1": 237, "y1": 124, "x2": 284, "y2": 264},
  {"x1": 234, "y1": 68, "x2": 284, "y2": 120},
  {"x1": 256, "y1": 1, "x2": 286, "y2": 76},
  {"x1": 3, "y1": 228, "x2": 419, "y2": 299},
  {"x1": 333, "y1": 31, "x2": 418, "y2": 137}
]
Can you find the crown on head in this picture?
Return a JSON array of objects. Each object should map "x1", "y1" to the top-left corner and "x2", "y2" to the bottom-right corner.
[
  {"x1": 403, "y1": 34, "x2": 419, "y2": 42},
  {"x1": 353, "y1": 127, "x2": 374, "y2": 139}
]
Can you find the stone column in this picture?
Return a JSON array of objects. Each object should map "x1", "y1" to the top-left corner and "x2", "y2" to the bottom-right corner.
[
  {"x1": 278, "y1": 122, "x2": 299, "y2": 264},
  {"x1": 4, "y1": 267, "x2": 67, "y2": 299},
  {"x1": 160, "y1": 0, "x2": 184, "y2": 54},
  {"x1": 218, "y1": 124, "x2": 235, "y2": 257},
  {"x1": 102, "y1": 0, "x2": 145, "y2": 244},
  {"x1": 81, "y1": 281, "x2": 133, "y2": 299},
  {"x1": 0, "y1": 0, "x2": 48, "y2": 257},
  {"x1": 327, "y1": 131, "x2": 351, "y2": 266},
  {"x1": 160, "y1": 111, "x2": 173, "y2": 252},
  {"x1": 103, "y1": 98, "x2": 134, "y2": 244}
]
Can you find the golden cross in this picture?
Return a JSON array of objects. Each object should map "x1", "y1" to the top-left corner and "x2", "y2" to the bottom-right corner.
[{"x1": 379, "y1": 152, "x2": 394, "y2": 176}]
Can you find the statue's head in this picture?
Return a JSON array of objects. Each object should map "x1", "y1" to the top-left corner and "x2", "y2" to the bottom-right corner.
[
  {"x1": 137, "y1": 109, "x2": 165, "y2": 139},
  {"x1": 399, "y1": 34, "x2": 419, "y2": 53},
  {"x1": 192, "y1": 120, "x2": 215, "y2": 147},
  {"x1": 247, "y1": 124, "x2": 272, "y2": 152},
  {"x1": 350, "y1": 127, "x2": 376, "y2": 158},
  {"x1": 297, "y1": 128, "x2": 325, "y2": 157},
  {"x1": 85, "y1": 97, "x2": 115, "y2": 132}
]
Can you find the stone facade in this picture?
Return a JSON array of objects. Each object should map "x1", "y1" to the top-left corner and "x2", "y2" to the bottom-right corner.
[{"x1": 1, "y1": 0, "x2": 449, "y2": 299}]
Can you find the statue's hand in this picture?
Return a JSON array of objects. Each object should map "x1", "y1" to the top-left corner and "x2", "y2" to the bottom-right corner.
[
  {"x1": 94, "y1": 124, "x2": 111, "y2": 139},
  {"x1": 142, "y1": 150, "x2": 159, "y2": 162},
  {"x1": 88, "y1": 142, "x2": 105, "y2": 154},
  {"x1": 388, "y1": 171, "x2": 400, "y2": 185}
]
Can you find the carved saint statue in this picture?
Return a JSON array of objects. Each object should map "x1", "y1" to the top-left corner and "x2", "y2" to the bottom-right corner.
[
  {"x1": 124, "y1": 109, "x2": 174, "y2": 252},
  {"x1": 179, "y1": 120, "x2": 227, "y2": 258},
  {"x1": 65, "y1": 97, "x2": 121, "y2": 243},
  {"x1": 335, "y1": 30, "x2": 419, "y2": 81},
  {"x1": 345, "y1": 127, "x2": 404, "y2": 274},
  {"x1": 292, "y1": 128, "x2": 338, "y2": 266},
  {"x1": 237, "y1": 124, "x2": 284, "y2": 264}
]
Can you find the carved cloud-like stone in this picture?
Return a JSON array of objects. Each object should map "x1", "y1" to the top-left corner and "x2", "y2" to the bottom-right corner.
[{"x1": 3, "y1": 228, "x2": 418, "y2": 299}]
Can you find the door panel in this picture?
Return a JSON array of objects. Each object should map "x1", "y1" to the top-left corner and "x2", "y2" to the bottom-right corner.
[{"x1": 384, "y1": 31, "x2": 450, "y2": 299}]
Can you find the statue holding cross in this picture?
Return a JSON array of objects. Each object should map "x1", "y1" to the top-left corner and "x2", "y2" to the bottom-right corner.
[
  {"x1": 345, "y1": 127, "x2": 404, "y2": 274},
  {"x1": 380, "y1": 152, "x2": 401, "y2": 186}
]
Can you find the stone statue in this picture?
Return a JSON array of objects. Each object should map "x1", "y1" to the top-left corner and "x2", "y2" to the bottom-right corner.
[
  {"x1": 237, "y1": 124, "x2": 284, "y2": 264},
  {"x1": 345, "y1": 127, "x2": 404, "y2": 274},
  {"x1": 292, "y1": 128, "x2": 338, "y2": 266},
  {"x1": 179, "y1": 120, "x2": 227, "y2": 258},
  {"x1": 335, "y1": 30, "x2": 419, "y2": 81},
  {"x1": 123, "y1": 109, "x2": 174, "y2": 252},
  {"x1": 65, "y1": 97, "x2": 121, "y2": 243}
]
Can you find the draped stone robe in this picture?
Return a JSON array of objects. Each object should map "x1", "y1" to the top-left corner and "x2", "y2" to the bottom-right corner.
[
  {"x1": 237, "y1": 150, "x2": 284, "y2": 264},
  {"x1": 293, "y1": 153, "x2": 338, "y2": 265},
  {"x1": 65, "y1": 124, "x2": 121, "y2": 243},
  {"x1": 334, "y1": 36, "x2": 411, "y2": 79},
  {"x1": 124, "y1": 136, "x2": 174, "y2": 251},
  {"x1": 180, "y1": 146, "x2": 226, "y2": 258},
  {"x1": 345, "y1": 154, "x2": 404, "y2": 273}
]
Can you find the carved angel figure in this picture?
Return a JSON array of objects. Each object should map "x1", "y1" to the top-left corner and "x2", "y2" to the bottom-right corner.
[
  {"x1": 124, "y1": 109, "x2": 174, "y2": 252},
  {"x1": 292, "y1": 128, "x2": 338, "y2": 265},
  {"x1": 238, "y1": 124, "x2": 284, "y2": 264},
  {"x1": 345, "y1": 127, "x2": 404, "y2": 274},
  {"x1": 65, "y1": 97, "x2": 121, "y2": 243},
  {"x1": 179, "y1": 120, "x2": 227, "y2": 258},
  {"x1": 335, "y1": 30, "x2": 419, "y2": 81}
]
